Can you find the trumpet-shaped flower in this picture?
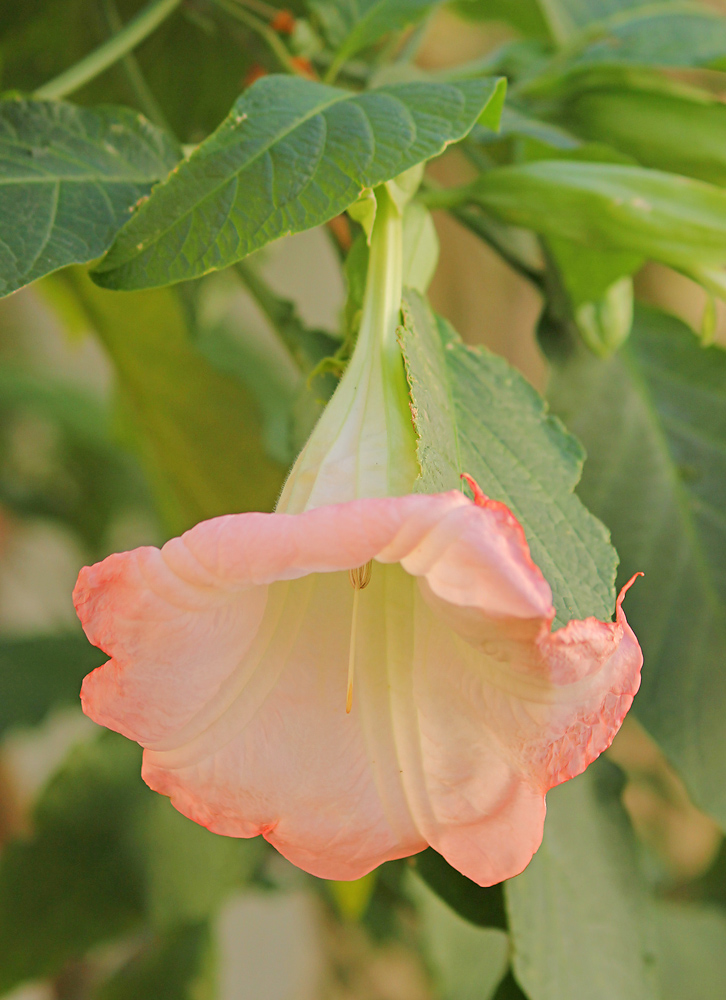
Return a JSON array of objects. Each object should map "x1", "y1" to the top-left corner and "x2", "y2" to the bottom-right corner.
[{"x1": 74, "y1": 183, "x2": 642, "y2": 886}]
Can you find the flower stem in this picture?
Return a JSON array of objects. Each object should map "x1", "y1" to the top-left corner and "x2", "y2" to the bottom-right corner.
[{"x1": 35, "y1": 0, "x2": 183, "y2": 100}]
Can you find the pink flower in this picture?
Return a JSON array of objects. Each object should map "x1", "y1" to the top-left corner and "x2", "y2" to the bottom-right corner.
[
  {"x1": 74, "y1": 477, "x2": 642, "y2": 886},
  {"x1": 74, "y1": 180, "x2": 642, "y2": 886}
]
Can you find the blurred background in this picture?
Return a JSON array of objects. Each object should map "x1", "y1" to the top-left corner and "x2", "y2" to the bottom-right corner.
[{"x1": 2, "y1": 2, "x2": 726, "y2": 998}]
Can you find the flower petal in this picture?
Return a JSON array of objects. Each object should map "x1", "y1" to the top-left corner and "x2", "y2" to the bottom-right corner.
[{"x1": 74, "y1": 491, "x2": 642, "y2": 885}]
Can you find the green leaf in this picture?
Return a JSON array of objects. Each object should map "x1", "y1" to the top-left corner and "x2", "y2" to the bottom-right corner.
[
  {"x1": 409, "y1": 872, "x2": 510, "y2": 1000},
  {"x1": 547, "y1": 304, "x2": 726, "y2": 827},
  {"x1": 473, "y1": 160, "x2": 726, "y2": 278},
  {"x1": 655, "y1": 903, "x2": 726, "y2": 1000},
  {"x1": 96, "y1": 922, "x2": 214, "y2": 1000},
  {"x1": 0, "y1": 733, "x2": 147, "y2": 993},
  {"x1": 0, "y1": 631, "x2": 104, "y2": 737},
  {"x1": 400, "y1": 288, "x2": 616, "y2": 626},
  {"x1": 557, "y1": 82, "x2": 726, "y2": 187},
  {"x1": 412, "y1": 849, "x2": 507, "y2": 929},
  {"x1": 538, "y1": 0, "x2": 662, "y2": 38},
  {"x1": 194, "y1": 268, "x2": 336, "y2": 465},
  {"x1": 63, "y1": 269, "x2": 286, "y2": 534},
  {"x1": 313, "y1": 0, "x2": 445, "y2": 67},
  {"x1": 505, "y1": 761, "x2": 657, "y2": 1000},
  {"x1": 143, "y1": 794, "x2": 264, "y2": 930},
  {"x1": 0, "y1": 364, "x2": 150, "y2": 549},
  {"x1": 571, "y1": 4, "x2": 726, "y2": 69},
  {"x1": 0, "y1": 99, "x2": 179, "y2": 298},
  {"x1": 544, "y1": 239, "x2": 636, "y2": 356},
  {"x1": 453, "y1": 0, "x2": 551, "y2": 39},
  {"x1": 492, "y1": 972, "x2": 530, "y2": 999},
  {"x1": 92, "y1": 74, "x2": 506, "y2": 291}
]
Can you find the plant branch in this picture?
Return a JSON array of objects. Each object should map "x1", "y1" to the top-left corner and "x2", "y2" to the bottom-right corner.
[
  {"x1": 35, "y1": 0, "x2": 183, "y2": 100},
  {"x1": 99, "y1": 0, "x2": 174, "y2": 132}
]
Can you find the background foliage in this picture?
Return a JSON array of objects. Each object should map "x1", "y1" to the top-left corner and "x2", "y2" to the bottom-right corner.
[{"x1": 1, "y1": 0, "x2": 725, "y2": 997}]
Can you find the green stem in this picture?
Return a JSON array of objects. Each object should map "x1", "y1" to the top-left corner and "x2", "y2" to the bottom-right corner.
[
  {"x1": 323, "y1": 52, "x2": 345, "y2": 85},
  {"x1": 99, "y1": 0, "x2": 173, "y2": 132},
  {"x1": 211, "y1": 0, "x2": 299, "y2": 75},
  {"x1": 419, "y1": 182, "x2": 477, "y2": 212},
  {"x1": 35, "y1": 0, "x2": 183, "y2": 100}
]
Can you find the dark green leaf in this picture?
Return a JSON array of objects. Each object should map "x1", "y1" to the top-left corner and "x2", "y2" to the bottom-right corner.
[
  {"x1": 0, "y1": 733, "x2": 147, "y2": 992},
  {"x1": 0, "y1": 631, "x2": 104, "y2": 737},
  {"x1": 492, "y1": 972, "x2": 530, "y2": 1000},
  {"x1": 92, "y1": 74, "x2": 506, "y2": 291},
  {"x1": 412, "y1": 849, "x2": 507, "y2": 929},
  {"x1": 63, "y1": 269, "x2": 286, "y2": 534},
  {"x1": 0, "y1": 99, "x2": 179, "y2": 297},
  {"x1": 547, "y1": 305, "x2": 726, "y2": 827},
  {"x1": 0, "y1": 0, "x2": 256, "y2": 143},
  {"x1": 96, "y1": 922, "x2": 213, "y2": 1000},
  {"x1": 473, "y1": 160, "x2": 726, "y2": 274},
  {"x1": 505, "y1": 761, "x2": 657, "y2": 1000},
  {"x1": 400, "y1": 288, "x2": 616, "y2": 626}
]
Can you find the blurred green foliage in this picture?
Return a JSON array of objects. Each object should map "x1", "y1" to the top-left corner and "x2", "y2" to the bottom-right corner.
[{"x1": 1, "y1": 0, "x2": 726, "y2": 997}]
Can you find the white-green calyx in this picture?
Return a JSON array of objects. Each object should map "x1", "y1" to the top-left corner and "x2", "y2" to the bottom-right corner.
[{"x1": 277, "y1": 183, "x2": 419, "y2": 514}]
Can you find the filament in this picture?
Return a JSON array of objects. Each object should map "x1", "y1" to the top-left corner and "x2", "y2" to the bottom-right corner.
[{"x1": 346, "y1": 561, "x2": 372, "y2": 714}]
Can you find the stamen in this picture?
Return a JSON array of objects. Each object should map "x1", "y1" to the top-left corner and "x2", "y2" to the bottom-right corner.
[
  {"x1": 348, "y1": 561, "x2": 373, "y2": 590},
  {"x1": 346, "y1": 561, "x2": 372, "y2": 713}
]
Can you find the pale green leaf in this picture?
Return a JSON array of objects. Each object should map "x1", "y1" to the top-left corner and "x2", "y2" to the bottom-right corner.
[
  {"x1": 92, "y1": 75, "x2": 506, "y2": 291},
  {"x1": 143, "y1": 796, "x2": 264, "y2": 930},
  {"x1": 573, "y1": 4, "x2": 726, "y2": 68},
  {"x1": 409, "y1": 873, "x2": 510, "y2": 1000},
  {"x1": 655, "y1": 903, "x2": 726, "y2": 1000},
  {"x1": 400, "y1": 288, "x2": 616, "y2": 626},
  {"x1": 548, "y1": 304, "x2": 726, "y2": 826},
  {"x1": 63, "y1": 270, "x2": 286, "y2": 534},
  {"x1": 313, "y1": 0, "x2": 445, "y2": 66},
  {"x1": 557, "y1": 82, "x2": 726, "y2": 187},
  {"x1": 506, "y1": 762, "x2": 658, "y2": 1000},
  {"x1": 0, "y1": 99, "x2": 179, "y2": 298},
  {"x1": 473, "y1": 160, "x2": 726, "y2": 276}
]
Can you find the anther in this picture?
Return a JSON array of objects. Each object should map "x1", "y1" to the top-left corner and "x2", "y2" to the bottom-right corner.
[
  {"x1": 349, "y1": 561, "x2": 373, "y2": 590},
  {"x1": 346, "y1": 562, "x2": 372, "y2": 713}
]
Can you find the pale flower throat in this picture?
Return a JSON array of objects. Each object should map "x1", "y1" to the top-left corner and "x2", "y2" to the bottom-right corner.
[{"x1": 276, "y1": 185, "x2": 419, "y2": 515}]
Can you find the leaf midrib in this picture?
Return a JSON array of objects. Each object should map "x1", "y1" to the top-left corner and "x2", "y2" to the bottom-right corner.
[
  {"x1": 0, "y1": 174, "x2": 161, "y2": 185},
  {"x1": 97, "y1": 86, "x2": 366, "y2": 269}
]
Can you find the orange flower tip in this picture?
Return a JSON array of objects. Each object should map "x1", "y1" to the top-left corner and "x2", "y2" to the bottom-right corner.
[
  {"x1": 617, "y1": 571, "x2": 644, "y2": 608},
  {"x1": 243, "y1": 63, "x2": 268, "y2": 88},
  {"x1": 460, "y1": 472, "x2": 488, "y2": 506},
  {"x1": 271, "y1": 9, "x2": 295, "y2": 34}
]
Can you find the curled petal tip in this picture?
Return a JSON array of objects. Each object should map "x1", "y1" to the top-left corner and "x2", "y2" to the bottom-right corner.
[
  {"x1": 617, "y1": 571, "x2": 644, "y2": 610},
  {"x1": 460, "y1": 472, "x2": 488, "y2": 506}
]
